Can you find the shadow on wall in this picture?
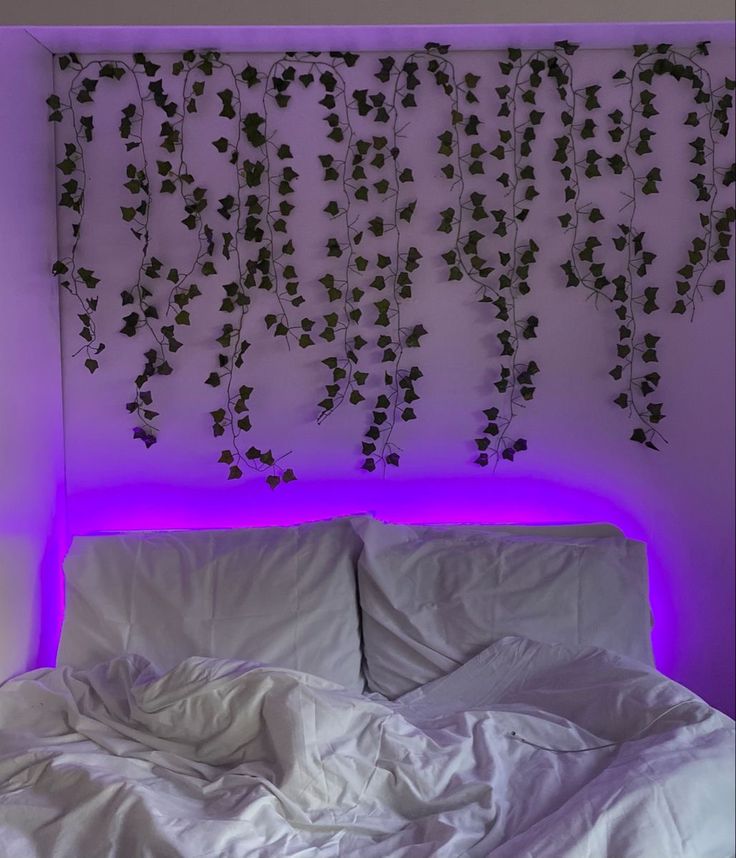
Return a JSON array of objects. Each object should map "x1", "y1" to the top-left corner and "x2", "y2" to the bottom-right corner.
[{"x1": 36, "y1": 524, "x2": 70, "y2": 671}]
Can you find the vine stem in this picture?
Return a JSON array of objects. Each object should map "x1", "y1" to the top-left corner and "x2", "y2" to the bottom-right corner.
[
  {"x1": 330, "y1": 70, "x2": 359, "y2": 420},
  {"x1": 620, "y1": 55, "x2": 667, "y2": 447},
  {"x1": 552, "y1": 53, "x2": 612, "y2": 306},
  {"x1": 63, "y1": 59, "x2": 170, "y2": 440},
  {"x1": 503, "y1": 56, "x2": 526, "y2": 450},
  {"x1": 304, "y1": 57, "x2": 363, "y2": 423},
  {"x1": 375, "y1": 52, "x2": 422, "y2": 471},
  {"x1": 165, "y1": 64, "x2": 210, "y2": 311},
  {"x1": 217, "y1": 59, "x2": 254, "y2": 472},
  {"x1": 211, "y1": 54, "x2": 301, "y2": 481},
  {"x1": 61, "y1": 65, "x2": 97, "y2": 360},
  {"x1": 668, "y1": 49, "x2": 720, "y2": 317},
  {"x1": 260, "y1": 59, "x2": 295, "y2": 352}
]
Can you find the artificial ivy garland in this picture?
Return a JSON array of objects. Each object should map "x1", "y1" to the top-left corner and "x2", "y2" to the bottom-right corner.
[{"x1": 49, "y1": 42, "x2": 735, "y2": 486}]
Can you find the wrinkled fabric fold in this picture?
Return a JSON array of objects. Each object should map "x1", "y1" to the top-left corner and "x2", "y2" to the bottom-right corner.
[{"x1": 0, "y1": 636, "x2": 732, "y2": 857}]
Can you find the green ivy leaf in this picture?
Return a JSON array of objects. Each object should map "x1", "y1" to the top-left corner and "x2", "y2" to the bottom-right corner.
[{"x1": 368, "y1": 217, "x2": 384, "y2": 237}]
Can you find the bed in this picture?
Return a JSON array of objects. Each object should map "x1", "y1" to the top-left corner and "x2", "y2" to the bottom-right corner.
[{"x1": 0, "y1": 516, "x2": 733, "y2": 857}]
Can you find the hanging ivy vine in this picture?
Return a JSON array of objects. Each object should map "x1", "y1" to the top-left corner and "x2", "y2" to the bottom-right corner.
[
  {"x1": 49, "y1": 41, "x2": 735, "y2": 485},
  {"x1": 603, "y1": 41, "x2": 733, "y2": 448}
]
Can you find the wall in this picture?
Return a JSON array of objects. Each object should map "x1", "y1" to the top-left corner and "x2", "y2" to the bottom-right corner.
[
  {"x1": 3, "y1": 0, "x2": 734, "y2": 25},
  {"x1": 0, "y1": 30, "x2": 66, "y2": 681},
  {"x1": 53, "y1": 37, "x2": 736, "y2": 716}
]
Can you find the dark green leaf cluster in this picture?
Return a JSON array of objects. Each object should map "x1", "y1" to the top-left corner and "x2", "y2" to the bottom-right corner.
[
  {"x1": 53, "y1": 44, "x2": 732, "y2": 480},
  {"x1": 148, "y1": 79, "x2": 177, "y2": 118},
  {"x1": 46, "y1": 93, "x2": 64, "y2": 123},
  {"x1": 361, "y1": 366, "x2": 422, "y2": 472}
]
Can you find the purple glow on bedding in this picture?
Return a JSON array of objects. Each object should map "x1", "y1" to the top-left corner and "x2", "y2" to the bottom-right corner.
[{"x1": 64, "y1": 475, "x2": 676, "y2": 675}]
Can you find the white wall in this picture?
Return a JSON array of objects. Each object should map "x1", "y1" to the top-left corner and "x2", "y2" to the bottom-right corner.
[
  {"x1": 0, "y1": 30, "x2": 65, "y2": 681},
  {"x1": 53, "y1": 41, "x2": 736, "y2": 716},
  {"x1": 0, "y1": 19, "x2": 731, "y2": 719},
  {"x1": 2, "y1": 0, "x2": 734, "y2": 25}
]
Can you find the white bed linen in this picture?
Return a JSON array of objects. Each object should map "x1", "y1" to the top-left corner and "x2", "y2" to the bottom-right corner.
[
  {"x1": 0, "y1": 637, "x2": 732, "y2": 858},
  {"x1": 356, "y1": 519, "x2": 653, "y2": 698},
  {"x1": 58, "y1": 518, "x2": 365, "y2": 691},
  {"x1": 390, "y1": 522, "x2": 625, "y2": 539}
]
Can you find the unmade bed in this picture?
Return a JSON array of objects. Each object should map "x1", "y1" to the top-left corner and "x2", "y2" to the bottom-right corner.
[{"x1": 0, "y1": 517, "x2": 733, "y2": 857}]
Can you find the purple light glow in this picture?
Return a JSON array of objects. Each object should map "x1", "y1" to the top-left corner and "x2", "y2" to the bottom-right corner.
[
  {"x1": 35, "y1": 20, "x2": 731, "y2": 715},
  {"x1": 63, "y1": 475, "x2": 676, "y2": 676}
]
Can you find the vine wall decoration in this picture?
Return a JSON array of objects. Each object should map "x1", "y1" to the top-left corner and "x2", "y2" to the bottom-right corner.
[{"x1": 49, "y1": 43, "x2": 735, "y2": 487}]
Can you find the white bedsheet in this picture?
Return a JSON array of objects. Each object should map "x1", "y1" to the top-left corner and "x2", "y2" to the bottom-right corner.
[{"x1": 0, "y1": 637, "x2": 732, "y2": 858}]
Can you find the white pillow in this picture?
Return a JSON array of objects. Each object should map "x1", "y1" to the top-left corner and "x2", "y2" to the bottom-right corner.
[
  {"x1": 356, "y1": 519, "x2": 653, "y2": 698},
  {"x1": 58, "y1": 517, "x2": 365, "y2": 691},
  {"x1": 390, "y1": 522, "x2": 625, "y2": 539}
]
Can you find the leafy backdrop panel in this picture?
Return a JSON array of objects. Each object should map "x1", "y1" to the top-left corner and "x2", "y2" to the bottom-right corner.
[{"x1": 51, "y1": 44, "x2": 735, "y2": 489}]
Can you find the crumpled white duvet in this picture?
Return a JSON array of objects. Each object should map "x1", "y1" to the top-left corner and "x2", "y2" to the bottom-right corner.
[{"x1": 0, "y1": 636, "x2": 732, "y2": 858}]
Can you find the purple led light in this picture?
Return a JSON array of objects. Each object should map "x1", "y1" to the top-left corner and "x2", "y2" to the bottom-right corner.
[
  {"x1": 63, "y1": 474, "x2": 676, "y2": 675},
  {"x1": 20, "y1": 20, "x2": 730, "y2": 717}
]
